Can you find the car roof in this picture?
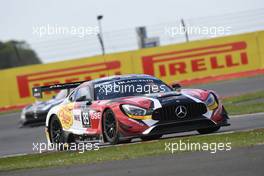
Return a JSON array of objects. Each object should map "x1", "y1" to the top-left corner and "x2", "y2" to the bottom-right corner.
[
  {"x1": 93, "y1": 74, "x2": 158, "y2": 84},
  {"x1": 80, "y1": 74, "x2": 159, "y2": 87}
]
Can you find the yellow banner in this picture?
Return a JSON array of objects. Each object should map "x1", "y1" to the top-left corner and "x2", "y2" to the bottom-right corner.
[
  {"x1": 257, "y1": 31, "x2": 264, "y2": 68},
  {"x1": 0, "y1": 70, "x2": 10, "y2": 107},
  {"x1": 0, "y1": 31, "x2": 264, "y2": 108},
  {"x1": 133, "y1": 32, "x2": 261, "y2": 83}
]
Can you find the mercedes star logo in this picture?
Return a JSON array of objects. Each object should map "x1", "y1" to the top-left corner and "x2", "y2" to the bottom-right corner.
[{"x1": 175, "y1": 105, "x2": 187, "y2": 118}]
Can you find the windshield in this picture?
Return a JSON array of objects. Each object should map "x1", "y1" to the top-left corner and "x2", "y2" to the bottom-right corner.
[
  {"x1": 94, "y1": 78, "x2": 172, "y2": 100},
  {"x1": 54, "y1": 89, "x2": 70, "y2": 100}
]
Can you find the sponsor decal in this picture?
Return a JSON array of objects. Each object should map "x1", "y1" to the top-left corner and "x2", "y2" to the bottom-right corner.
[
  {"x1": 16, "y1": 61, "x2": 121, "y2": 98},
  {"x1": 58, "y1": 103, "x2": 74, "y2": 129},
  {"x1": 91, "y1": 111, "x2": 101, "y2": 120},
  {"x1": 142, "y1": 42, "x2": 248, "y2": 77},
  {"x1": 74, "y1": 115, "x2": 80, "y2": 121}
]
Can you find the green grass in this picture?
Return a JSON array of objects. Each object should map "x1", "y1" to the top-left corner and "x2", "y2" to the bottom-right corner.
[
  {"x1": 1, "y1": 128, "x2": 264, "y2": 172},
  {"x1": 223, "y1": 91, "x2": 264, "y2": 115}
]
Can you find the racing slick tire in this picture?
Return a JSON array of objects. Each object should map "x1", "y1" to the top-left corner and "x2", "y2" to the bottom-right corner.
[
  {"x1": 103, "y1": 109, "x2": 120, "y2": 145},
  {"x1": 141, "y1": 134, "x2": 162, "y2": 141},
  {"x1": 49, "y1": 115, "x2": 70, "y2": 150},
  {"x1": 197, "y1": 126, "x2": 220, "y2": 134}
]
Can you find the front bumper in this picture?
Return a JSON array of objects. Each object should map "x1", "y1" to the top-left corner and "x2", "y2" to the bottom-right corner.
[
  {"x1": 143, "y1": 118, "x2": 230, "y2": 136},
  {"x1": 21, "y1": 111, "x2": 48, "y2": 125},
  {"x1": 116, "y1": 100, "x2": 230, "y2": 138},
  {"x1": 118, "y1": 108, "x2": 230, "y2": 138}
]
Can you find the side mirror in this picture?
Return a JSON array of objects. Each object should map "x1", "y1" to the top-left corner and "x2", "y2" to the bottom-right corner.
[
  {"x1": 171, "y1": 83, "x2": 181, "y2": 90},
  {"x1": 76, "y1": 95, "x2": 87, "y2": 102},
  {"x1": 76, "y1": 96, "x2": 92, "y2": 105},
  {"x1": 86, "y1": 99, "x2": 92, "y2": 105}
]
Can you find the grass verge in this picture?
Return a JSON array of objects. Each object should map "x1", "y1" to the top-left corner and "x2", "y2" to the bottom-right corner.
[
  {"x1": 223, "y1": 91, "x2": 264, "y2": 115},
  {"x1": 0, "y1": 128, "x2": 264, "y2": 172}
]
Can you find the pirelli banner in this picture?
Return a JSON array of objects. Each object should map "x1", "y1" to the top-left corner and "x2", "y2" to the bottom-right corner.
[{"x1": 0, "y1": 31, "x2": 264, "y2": 108}]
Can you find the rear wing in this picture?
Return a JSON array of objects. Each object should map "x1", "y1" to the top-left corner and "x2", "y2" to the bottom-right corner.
[{"x1": 32, "y1": 81, "x2": 85, "y2": 98}]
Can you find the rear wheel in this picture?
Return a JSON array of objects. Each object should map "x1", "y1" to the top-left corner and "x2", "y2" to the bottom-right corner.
[
  {"x1": 197, "y1": 126, "x2": 220, "y2": 134},
  {"x1": 141, "y1": 134, "x2": 162, "y2": 141},
  {"x1": 103, "y1": 109, "x2": 120, "y2": 145},
  {"x1": 49, "y1": 115, "x2": 67, "y2": 150}
]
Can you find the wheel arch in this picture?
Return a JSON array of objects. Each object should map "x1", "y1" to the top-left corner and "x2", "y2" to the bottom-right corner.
[
  {"x1": 46, "y1": 114, "x2": 58, "y2": 144},
  {"x1": 46, "y1": 113, "x2": 57, "y2": 128}
]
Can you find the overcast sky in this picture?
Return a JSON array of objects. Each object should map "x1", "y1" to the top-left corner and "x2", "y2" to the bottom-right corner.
[
  {"x1": 1, "y1": 0, "x2": 263, "y2": 41},
  {"x1": 0, "y1": 0, "x2": 263, "y2": 62}
]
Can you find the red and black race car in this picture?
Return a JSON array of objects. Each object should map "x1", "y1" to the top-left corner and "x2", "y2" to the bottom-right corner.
[{"x1": 32, "y1": 74, "x2": 229, "y2": 145}]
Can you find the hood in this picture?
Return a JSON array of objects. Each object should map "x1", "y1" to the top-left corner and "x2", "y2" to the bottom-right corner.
[
  {"x1": 107, "y1": 90, "x2": 206, "y2": 108},
  {"x1": 181, "y1": 89, "x2": 210, "y2": 101}
]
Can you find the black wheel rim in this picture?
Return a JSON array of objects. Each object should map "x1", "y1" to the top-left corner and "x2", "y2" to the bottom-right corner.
[
  {"x1": 51, "y1": 119, "x2": 63, "y2": 143},
  {"x1": 104, "y1": 113, "x2": 116, "y2": 139}
]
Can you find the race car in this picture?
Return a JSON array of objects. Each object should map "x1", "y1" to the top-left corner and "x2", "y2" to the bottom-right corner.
[
  {"x1": 20, "y1": 88, "x2": 74, "y2": 126},
  {"x1": 32, "y1": 74, "x2": 229, "y2": 146}
]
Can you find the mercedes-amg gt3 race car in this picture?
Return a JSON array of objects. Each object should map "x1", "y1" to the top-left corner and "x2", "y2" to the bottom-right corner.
[
  {"x1": 20, "y1": 89, "x2": 70, "y2": 126},
  {"x1": 32, "y1": 74, "x2": 229, "y2": 146}
]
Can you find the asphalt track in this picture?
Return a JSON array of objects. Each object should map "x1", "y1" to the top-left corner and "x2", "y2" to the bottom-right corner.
[
  {"x1": 0, "y1": 75, "x2": 264, "y2": 157},
  {"x1": 2, "y1": 145, "x2": 263, "y2": 176},
  {"x1": 191, "y1": 75, "x2": 264, "y2": 97}
]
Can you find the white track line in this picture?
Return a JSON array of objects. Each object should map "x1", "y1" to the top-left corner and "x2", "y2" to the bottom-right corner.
[{"x1": 230, "y1": 112, "x2": 264, "y2": 118}]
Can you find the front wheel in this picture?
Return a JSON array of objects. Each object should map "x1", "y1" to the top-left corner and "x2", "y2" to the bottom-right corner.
[
  {"x1": 103, "y1": 109, "x2": 120, "y2": 145},
  {"x1": 197, "y1": 126, "x2": 220, "y2": 134}
]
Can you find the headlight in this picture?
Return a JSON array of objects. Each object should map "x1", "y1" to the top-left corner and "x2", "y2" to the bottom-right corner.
[
  {"x1": 205, "y1": 93, "x2": 218, "y2": 110},
  {"x1": 21, "y1": 107, "x2": 27, "y2": 114},
  {"x1": 122, "y1": 104, "x2": 147, "y2": 116},
  {"x1": 20, "y1": 110, "x2": 26, "y2": 121}
]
